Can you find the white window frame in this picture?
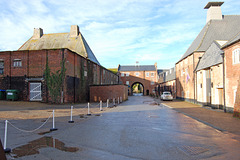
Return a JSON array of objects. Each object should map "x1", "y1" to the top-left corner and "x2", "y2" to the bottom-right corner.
[
  {"x1": 13, "y1": 59, "x2": 22, "y2": 67},
  {"x1": 151, "y1": 81, "x2": 155, "y2": 85},
  {"x1": 0, "y1": 61, "x2": 4, "y2": 75},
  {"x1": 121, "y1": 73, "x2": 124, "y2": 77},
  {"x1": 234, "y1": 89, "x2": 237, "y2": 104},
  {"x1": 146, "y1": 72, "x2": 149, "y2": 77},
  {"x1": 126, "y1": 81, "x2": 129, "y2": 85},
  {"x1": 135, "y1": 72, "x2": 139, "y2": 76},
  {"x1": 126, "y1": 72, "x2": 129, "y2": 77},
  {"x1": 233, "y1": 48, "x2": 240, "y2": 64}
]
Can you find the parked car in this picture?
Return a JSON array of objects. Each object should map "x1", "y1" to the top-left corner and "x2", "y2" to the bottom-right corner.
[{"x1": 160, "y1": 91, "x2": 173, "y2": 101}]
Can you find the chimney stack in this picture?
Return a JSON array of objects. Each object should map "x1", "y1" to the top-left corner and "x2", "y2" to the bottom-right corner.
[
  {"x1": 32, "y1": 28, "x2": 43, "y2": 39},
  {"x1": 70, "y1": 25, "x2": 79, "y2": 37},
  {"x1": 204, "y1": 2, "x2": 224, "y2": 23}
]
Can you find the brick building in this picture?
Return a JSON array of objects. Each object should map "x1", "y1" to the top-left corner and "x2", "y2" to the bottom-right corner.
[
  {"x1": 195, "y1": 41, "x2": 224, "y2": 109},
  {"x1": 157, "y1": 67, "x2": 176, "y2": 98},
  {"x1": 0, "y1": 25, "x2": 119, "y2": 103},
  {"x1": 175, "y1": 2, "x2": 240, "y2": 112},
  {"x1": 221, "y1": 33, "x2": 240, "y2": 115},
  {"x1": 118, "y1": 63, "x2": 158, "y2": 96}
]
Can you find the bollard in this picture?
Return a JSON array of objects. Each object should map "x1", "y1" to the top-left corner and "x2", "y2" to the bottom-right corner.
[
  {"x1": 50, "y1": 110, "x2": 58, "y2": 131},
  {"x1": 3, "y1": 120, "x2": 11, "y2": 153},
  {"x1": 107, "y1": 99, "x2": 109, "y2": 108},
  {"x1": 120, "y1": 97, "x2": 122, "y2": 103},
  {"x1": 118, "y1": 97, "x2": 119, "y2": 104},
  {"x1": 100, "y1": 101, "x2": 103, "y2": 111},
  {"x1": 87, "y1": 102, "x2": 91, "y2": 116},
  {"x1": 68, "y1": 106, "x2": 74, "y2": 123}
]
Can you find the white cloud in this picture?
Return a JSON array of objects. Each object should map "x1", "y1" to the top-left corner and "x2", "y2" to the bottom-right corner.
[{"x1": 0, "y1": 0, "x2": 239, "y2": 69}]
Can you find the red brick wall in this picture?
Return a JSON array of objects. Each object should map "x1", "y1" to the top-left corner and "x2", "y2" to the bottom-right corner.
[
  {"x1": 90, "y1": 84, "x2": 128, "y2": 102},
  {"x1": 176, "y1": 52, "x2": 204, "y2": 102},
  {"x1": 119, "y1": 70, "x2": 157, "y2": 95},
  {"x1": 0, "y1": 49, "x2": 119, "y2": 103},
  {"x1": 223, "y1": 41, "x2": 240, "y2": 112}
]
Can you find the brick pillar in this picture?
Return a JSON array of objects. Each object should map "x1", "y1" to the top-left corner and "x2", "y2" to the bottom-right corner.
[{"x1": 233, "y1": 77, "x2": 240, "y2": 118}]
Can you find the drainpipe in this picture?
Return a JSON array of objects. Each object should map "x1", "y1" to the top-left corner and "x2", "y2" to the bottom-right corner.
[{"x1": 220, "y1": 50, "x2": 226, "y2": 113}]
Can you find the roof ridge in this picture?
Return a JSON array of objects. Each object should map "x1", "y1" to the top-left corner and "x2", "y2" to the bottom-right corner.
[
  {"x1": 222, "y1": 31, "x2": 240, "y2": 48},
  {"x1": 43, "y1": 32, "x2": 68, "y2": 35}
]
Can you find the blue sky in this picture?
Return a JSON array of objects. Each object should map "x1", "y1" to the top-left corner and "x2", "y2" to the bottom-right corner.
[{"x1": 0, "y1": 0, "x2": 240, "y2": 69}]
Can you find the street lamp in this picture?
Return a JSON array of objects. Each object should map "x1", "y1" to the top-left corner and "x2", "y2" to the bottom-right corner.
[{"x1": 219, "y1": 50, "x2": 226, "y2": 113}]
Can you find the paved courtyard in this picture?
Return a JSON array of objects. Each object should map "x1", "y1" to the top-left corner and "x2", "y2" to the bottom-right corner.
[{"x1": 1, "y1": 96, "x2": 240, "y2": 159}]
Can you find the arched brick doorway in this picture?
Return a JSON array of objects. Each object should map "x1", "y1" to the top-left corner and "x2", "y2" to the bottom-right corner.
[{"x1": 131, "y1": 82, "x2": 144, "y2": 96}]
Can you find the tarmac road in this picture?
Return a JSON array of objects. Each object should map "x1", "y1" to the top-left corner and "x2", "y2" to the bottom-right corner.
[{"x1": 2, "y1": 96, "x2": 240, "y2": 160}]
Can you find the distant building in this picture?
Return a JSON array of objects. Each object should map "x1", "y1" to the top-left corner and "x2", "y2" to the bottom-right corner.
[
  {"x1": 118, "y1": 63, "x2": 158, "y2": 96},
  {"x1": 0, "y1": 25, "x2": 119, "y2": 103},
  {"x1": 157, "y1": 67, "x2": 176, "y2": 98}
]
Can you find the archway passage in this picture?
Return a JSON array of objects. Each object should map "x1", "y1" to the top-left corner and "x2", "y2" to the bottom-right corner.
[{"x1": 131, "y1": 82, "x2": 144, "y2": 96}]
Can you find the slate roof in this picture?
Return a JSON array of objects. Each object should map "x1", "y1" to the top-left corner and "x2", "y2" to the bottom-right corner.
[
  {"x1": 222, "y1": 31, "x2": 240, "y2": 49},
  {"x1": 158, "y1": 67, "x2": 176, "y2": 83},
  {"x1": 19, "y1": 31, "x2": 100, "y2": 65},
  {"x1": 196, "y1": 41, "x2": 222, "y2": 71},
  {"x1": 178, "y1": 15, "x2": 240, "y2": 63},
  {"x1": 118, "y1": 65, "x2": 156, "y2": 71},
  {"x1": 165, "y1": 67, "x2": 176, "y2": 82}
]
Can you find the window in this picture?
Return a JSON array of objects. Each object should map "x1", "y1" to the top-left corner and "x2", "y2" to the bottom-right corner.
[
  {"x1": 121, "y1": 73, "x2": 124, "y2": 77},
  {"x1": 151, "y1": 81, "x2": 155, "y2": 85},
  {"x1": 146, "y1": 72, "x2": 149, "y2": 77},
  {"x1": 13, "y1": 59, "x2": 22, "y2": 67},
  {"x1": 234, "y1": 89, "x2": 237, "y2": 104},
  {"x1": 181, "y1": 70, "x2": 184, "y2": 76},
  {"x1": 233, "y1": 48, "x2": 240, "y2": 64},
  {"x1": 0, "y1": 61, "x2": 4, "y2": 74},
  {"x1": 84, "y1": 71, "x2": 87, "y2": 77},
  {"x1": 126, "y1": 72, "x2": 129, "y2": 76},
  {"x1": 126, "y1": 81, "x2": 129, "y2": 85},
  {"x1": 151, "y1": 72, "x2": 154, "y2": 77},
  {"x1": 135, "y1": 72, "x2": 139, "y2": 76}
]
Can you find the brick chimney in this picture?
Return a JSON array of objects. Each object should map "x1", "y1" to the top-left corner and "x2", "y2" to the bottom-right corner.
[
  {"x1": 154, "y1": 62, "x2": 157, "y2": 70},
  {"x1": 204, "y1": 2, "x2": 224, "y2": 23},
  {"x1": 32, "y1": 28, "x2": 43, "y2": 39},
  {"x1": 70, "y1": 25, "x2": 79, "y2": 37}
]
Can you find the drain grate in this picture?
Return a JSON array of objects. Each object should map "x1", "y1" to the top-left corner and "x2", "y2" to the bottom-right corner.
[{"x1": 178, "y1": 145, "x2": 209, "y2": 156}]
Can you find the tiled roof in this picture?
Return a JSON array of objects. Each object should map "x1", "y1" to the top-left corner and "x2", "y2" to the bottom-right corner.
[
  {"x1": 118, "y1": 65, "x2": 156, "y2": 71},
  {"x1": 18, "y1": 32, "x2": 100, "y2": 65},
  {"x1": 178, "y1": 15, "x2": 240, "y2": 63},
  {"x1": 196, "y1": 41, "x2": 222, "y2": 71}
]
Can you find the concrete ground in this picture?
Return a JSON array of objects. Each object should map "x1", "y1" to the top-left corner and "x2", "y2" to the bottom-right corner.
[
  {"x1": 154, "y1": 98, "x2": 240, "y2": 136},
  {"x1": 0, "y1": 97, "x2": 240, "y2": 159}
]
